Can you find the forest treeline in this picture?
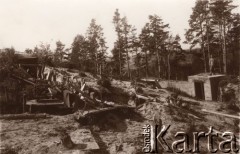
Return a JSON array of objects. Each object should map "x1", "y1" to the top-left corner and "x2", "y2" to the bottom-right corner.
[{"x1": 1, "y1": 0, "x2": 239, "y2": 81}]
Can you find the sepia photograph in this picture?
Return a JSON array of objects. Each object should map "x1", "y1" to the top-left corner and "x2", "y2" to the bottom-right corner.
[{"x1": 0, "y1": 0, "x2": 239, "y2": 153}]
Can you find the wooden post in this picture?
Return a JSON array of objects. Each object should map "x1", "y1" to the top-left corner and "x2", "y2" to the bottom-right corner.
[
  {"x1": 22, "y1": 94, "x2": 26, "y2": 113},
  {"x1": 4, "y1": 87, "x2": 8, "y2": 105},
  {"x1": 29, "y1": 105, "x2": 32, "y2": 113}
]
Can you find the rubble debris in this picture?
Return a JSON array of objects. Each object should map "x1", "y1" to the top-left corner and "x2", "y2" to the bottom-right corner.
[
  {"x1": 166, "y1": 93, "x2": 180, "y2": 105},
  {"x1": 219, "y1": 76, "x2": 240, "y2": 103},
  {"x1": 138, "y1": 102, "x2": 164, "y2": 120},
  {"x1": 0, "y1": 145, "x2": 18, "y2": 154},
  {"x1": 1, "y1": 53, "x2": 239, "y2": 153},
  {"x1": 128, "y1": 92, "x2": 137, "y2": 107}
]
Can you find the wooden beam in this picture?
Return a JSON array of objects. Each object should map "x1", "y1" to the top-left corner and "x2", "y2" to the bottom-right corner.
[{"x1": 202, "y1": 109, "x2": 240, "y2": 120}]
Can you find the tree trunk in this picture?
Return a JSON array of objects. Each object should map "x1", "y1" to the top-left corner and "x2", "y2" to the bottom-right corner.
[
  {"x1": 145, "y1": 50, "x2": 148, "y2": 78},
  {"x1": 205, "y1": 4, "x2": 210, "y2": 72},
  {"x1": 119, "y1": 47, "x2": 121, "y2": 76},
  {"x1": 156, "y1": 47, "x2": 161, "y2": 78},
  {"x1": 125, "y1": 33, "x2": 130, "y2": 79},
  {"x1": 167, "y1": 54, "x2": 171, "y2": 80},
  {"x1": 206, "y1": 24, "x2": 210, "y2": 72},
  {"x1": 135, "y1": 50, "x2": 139, "y2": 77},
  {"x1": 218, "y1": 23, "x2": 222, "y2": 73},
  {"x1": 95, "y1": 53, "x2": 98, "y2": 74},
  {"x1": 99, "y1": 64, "x2": 102, "y2": 77},
  {"x1": 239, "y1": 48, "x2": 240, "y2": 99},
  {"x1": 239, "y1": 42, "x2": 240, "y2": 77},
  {"x1": 5, "y1": 87, "x2": 8, "y2": 104},
  {"x1": 202, "y1": 45, "x2": 207, "y2": 73},
  {"x1": 222, "y1": 19, "x2": 227, "y2": 74},
  {"x1": 154, "y1": 24, "x2": 161, "y2": 78},
  {"x1": 200, "y1": 23, "x2": 207, "y2": 73},
  {"x1": 118, "y1": 34, "x2": 122, "y2": 77},
  {"x1": 126, "y1": 49, "x2": 130, "y2": 78}
]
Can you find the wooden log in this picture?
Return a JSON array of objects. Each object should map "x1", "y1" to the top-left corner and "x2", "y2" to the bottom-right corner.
[
  {"x1": 83, "y1": 105, "x2": 134, "y2": 116},
  {"x1": 75, "y1": 105, "x2": 135, "y2": 124},
  {"x1": 81, "y1": 92, "x2": 110, "y2": 108},
  {"x1": 0, "y1": 113, "x2": 49, "y2": 120},
  {"x1": 136, "y1": 94, "x2": 155, "y2": 101},
  {"x1": 136, "y1": 94, "x2": 149, "y2": 100}
]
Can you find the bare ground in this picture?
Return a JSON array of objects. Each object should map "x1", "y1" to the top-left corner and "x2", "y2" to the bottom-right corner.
[{"x1": 0, "y1": 82, "x2": 239, "y2": 154}]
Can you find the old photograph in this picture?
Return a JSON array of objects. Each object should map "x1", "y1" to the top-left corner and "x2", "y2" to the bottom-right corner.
[{"x1": 0, "y1": 0, "x2": 239, "y2": 153}]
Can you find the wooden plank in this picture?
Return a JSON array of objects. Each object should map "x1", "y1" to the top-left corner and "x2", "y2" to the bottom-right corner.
[
  {"x1": 202, "y1": 109, "x2": 240, "y2": 120},
  {"x1": 140, "y1": 78, "x2": 156, "y2": 82},
  {"x1": 26, "y1": 102, "x2": 64, "y2": 106},
  {"x1": 0, "y1": 113, "x2": 48, "y2": 120},
  {"x1": 57, "y1": 150, "x2": 85, "y2": 154},
  {"x1": 26, "y1": 99, "x2": 64, "y2": 106}
]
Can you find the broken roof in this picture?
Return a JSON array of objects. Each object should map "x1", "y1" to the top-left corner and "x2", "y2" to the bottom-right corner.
[{"x1": 15, "y1": 53, "x2": 39, "y2": 64}]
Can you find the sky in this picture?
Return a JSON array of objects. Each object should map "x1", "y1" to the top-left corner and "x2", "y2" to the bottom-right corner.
[{"x1": 0, "y1": 0, "x2": 231, "y2": 53}]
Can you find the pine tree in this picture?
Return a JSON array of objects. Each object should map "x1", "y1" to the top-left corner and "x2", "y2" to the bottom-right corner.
[
  {"x1": 166, "y1": 34, "x2": 181, "y2": 80},
  {"x1": 121, "y1": 16, "x2": 132, "y2": 78},
  {"x1": 86, "y1": 19, "x2": 107, "y2": 75},
  {"x1": 71, "y1": 35, "x2": 88, "y2": 70},
  {"x1": 129, "y1": 26, "x2": 140, "y2": 77},
  {"x1": 54, "y1": 40, "x2": 65, "y2": 66},
  {"x1": 139, "y1": 23, "x2": 151, "y2": 78},
  {"x1": 227, "y1": 13, "x2": 240, "y2": 75},
  {"x1": 185, "y1": 0, "x2": 210, "y2": 73},
  {"x1": 210, "y1": 0, "x2": 237, "y2": 74},
  {"x1": 112, "y1": 9, "x2": 125, "y2": 76},
  {"x1": 140, "y1": 15, "x2": 169, "y2": 78}
]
